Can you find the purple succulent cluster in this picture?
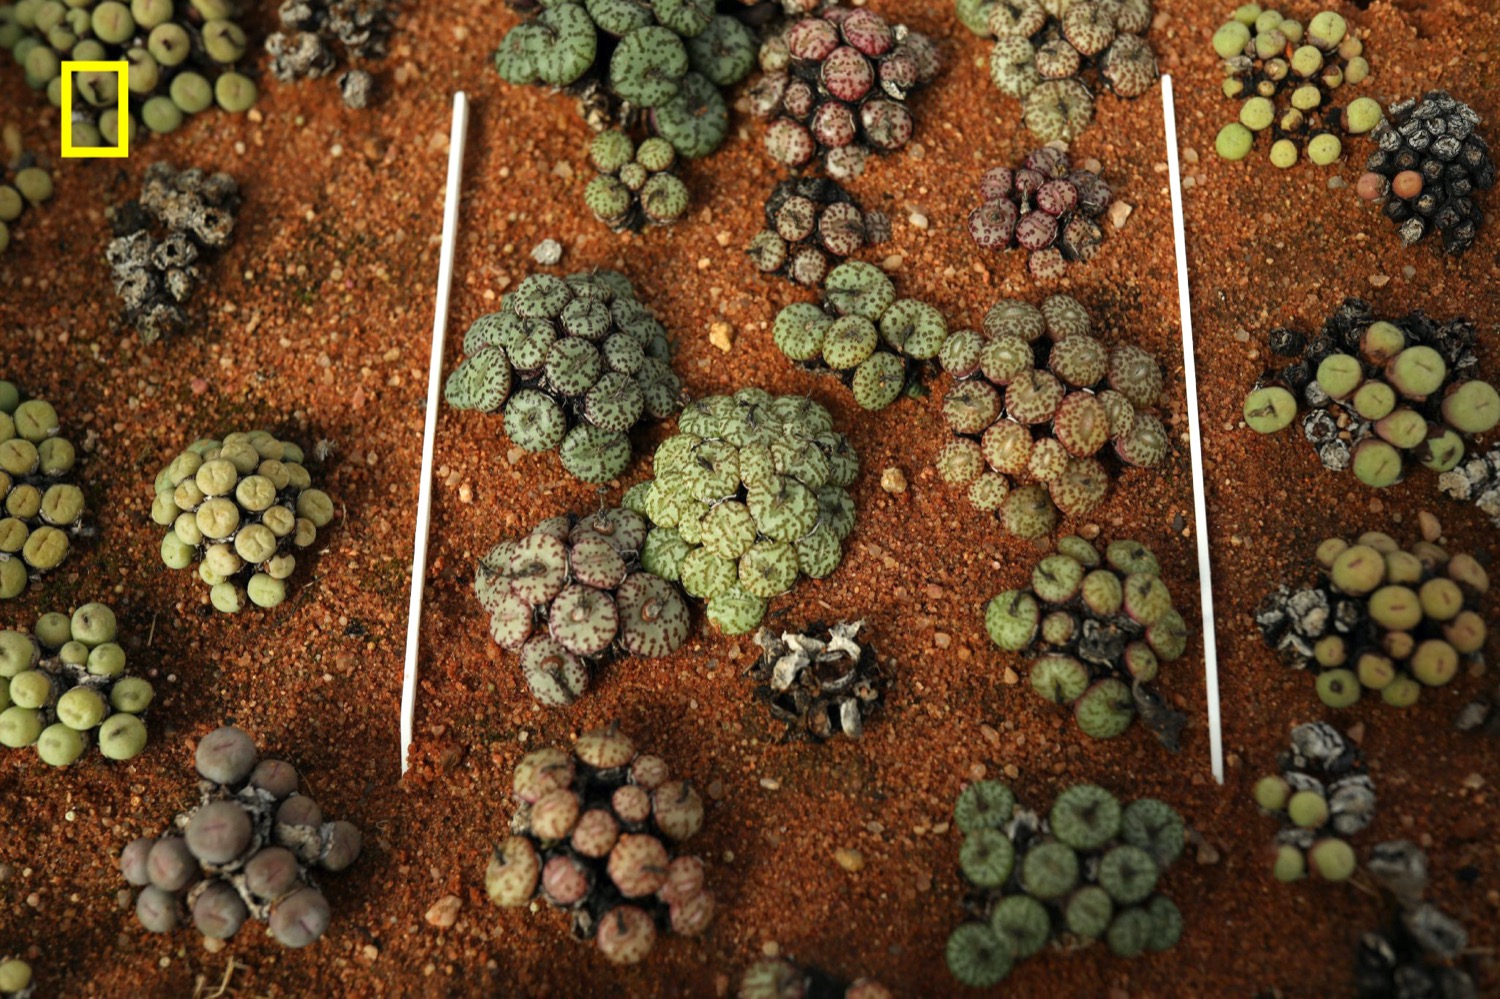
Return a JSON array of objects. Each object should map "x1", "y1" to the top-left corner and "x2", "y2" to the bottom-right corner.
[
  {"x1": 746, "y1": 177, "x2": 889, "y2": 287},
  {"x1": 967, "y1": 147, "x2": 1112, "y2": 280}
]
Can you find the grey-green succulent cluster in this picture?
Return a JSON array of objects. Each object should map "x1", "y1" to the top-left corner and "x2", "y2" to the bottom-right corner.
[
  {"x1": 120, "y1": 725, "x2": 362, "y2": 949},
  {"x1": 446, "y1": 270, "x2": 682, "y2": 484},
  {"x1": 937, "y1": 295, "x2": 1167, "y2": 538},
  {"x1": 266, "y1": 0, "x2": 390, "y2": 109},
  {"x1": 1255, "y1": 529, "x2": 1489, "y2": 710},
  {"x1": 957, "y1": 0, "x2": 1158, "y2": 142},
  {"x1": 475, "y1": 507, "x2": 691, "y2": 708},
  {"x1": 493, "y1": 0, "x2": 755, "y2": 161},
  {"x1": 150, "y1": 430, "x2": 334, "y2": 614},
  {"x1": 1439, "y1": 446, "x2": 1500, "y2": 531},
  {"x1": 946, "y1": 779, "x2": 1186, "y2": 988},
  {"x1": 625, "y1": 389, "x2": 859, "y2": 636},
  {"x1": 1359, "y1": 841, "x2": 1479, "y2": 998},
  {"x1": 0, "y1": 381, "x2": 84, "y2": 600},
  {"x1": 738, "y1": 959, "x2": 891, "y2": 999},
  {"x1": 772, "y1": 261, "x2": 951, "y2": 411},
  {"x1": 0, "y1": 957, "x2": 31, "y2": 999},
  {"x1": 1252, "y1": 722, "x2": 1371, "y2": 885},
  {"x1": 1212, "y1": 8, "x2": 1375, "y2": 168},
  {"x1": 485, "y1": 725, "x2": 714, "y2": 965},
  {"x1": 749, "y1": 620, "x2": 884, "y2": 741},
  {"x1": 0, "y1": 0, "x2": 258, "y2": 145},
  {"x1": 747, "y1": 177, "x2": 888, "y2": 288},
  {"x1": 106, "y1": 162, "x2": 240, "y2": 343},
  {"x1": 583, "y1": 131, "x2": 690, "y2": 231},
  {"x1": 0, "y1": 603, "x2": 153, "y2": 766},
  {"x1": 986, "y1": 536, "x2": 1188, "y2": 747},
  {"x1": 0, "y1": 129, "x2": 52, "y2": 256}
]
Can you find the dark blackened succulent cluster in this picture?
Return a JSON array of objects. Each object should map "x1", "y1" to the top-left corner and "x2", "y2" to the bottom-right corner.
[
  {"x1": 937, "y1": 295, "x2": 1167, "y2": 536},
  {"x1": 1252, "y1": 722, "x2": 1372, "y2": 884},
  {"x1": 959, "y1": 0, "x2": 1157, "y2": 142},
  {"x1": 1457, "y1": 680, "x2": 1500, "y2": 736},
  {"x1": 1358, "y1": 842, "x2": 1479, "y2": 999},
  {"x1": 120, "y1": 725, "x2": 363, "y2": 948},
  {"x1": 0, "y1": 129, "x2": 52, "y2": 256},
  {"x1": 0, "y1": 382, "x2": 84, "y2": 600},
  {"x1": 583, "y1": 130, "x2": 690, "y2": 231},
  {"x1": 739, "y1": 959, "x2": 892, "y2": 999},
  {"x1": 747, "y1": 177, "x2": 887, "y2": 287},
  {"x1": 150, "y1": 430, "x2": 335, "y2": 613},
  {"x1": 772, "y1": 262, "x2": 950, "y2": 411},
  {"x1": 475, "y1": 507, "x2": 691, "y2": 708},
  {"x1": 749, "y1": 620, "x2": 883, "y2": 740},
  {"x1": 267, "y1": 0, "x2": 393, "y2": 109},
  {"x1": 946, "y1": 779, "x2": 1185, "y2": 988},
  {"x1": 0, "y1": 603, "x2": 153, "y2": 766},
  {"x1": 106, "y1": 162, "x2": 240, "y2": 343},
  {"x1": 1356, "y1": 91, "x2": 1494, "y2": 255},
  {"x1": 1255, "y1": 529, "x2": 1489, "y2": 709},
  {"x1": 751, "y1": 5, "x2": 939, "y2": 179},
  {"x1": 985, "y1": 536, "x2": 1188, "y2": 747},
  {"x1": 1242, "y1": 299, "x2": 1497, "y2": 488},
  {"x1": 0, "y1": 958, "x2": 31, "y2": 999},
  {"x1": 627, "y1": 389, "x2": 859, "y2": 636},
  {"x1": 485, "y1": 725, "x2": 714, "y2": 965},
  {"x1": 445, "y1": 270, "x2": 682, "y2": 484},
  {"x1": 967, "y1": 147, "x2": 1111, "y2": 280},
  {"x1": 1439, "y1": 446, "x2": 1500, "y2": 531}
]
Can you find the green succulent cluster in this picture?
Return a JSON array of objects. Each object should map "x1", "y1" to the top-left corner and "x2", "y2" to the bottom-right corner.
[
  {"x1": 626, "y1": 389, "x2": 859, "y2": 636},
  {"x1": 583, "y1": 130, "x2": 690, "y2": 232},
  {"x1": 493, "y1": 0, "x2": 756, "y2": 161},
  {"x1": 986, "y1": 536, "x2": 1188, "y2": 746},
  {"x1": 772, "y1": 261, "x2": 950, "y2": 411},
  {"x1": 1212, "y1": 6, "x2": 1376, "y2": 167},
  {"x1": 1255, "y1": 529, "x2": 1489, "y2": 710},
  {"x1": 0, "y1": 381, "x2": 83, "y2": 600},
  {"x1": 1252, "y1": 722, "x2": 1371, "y2": 885},
  {"x1": 0, "y1": 137, "x2": 52, "y2": 255},
  {"x1": 0, "y1": 957, "x2": 31, "y2": 998},
  {"x1": 445, "y1": 270, "x2": 681, "y2": 484},
  {"x1": 946, "y1": 779, "x2": 1186, "y2": 987},
  {"x1": 150, "y1": 430, "x2": 334, "y2": 613},
  {"x1": 738, "y1": 958, "x2": 887, "y2": 998},
  {"x1": 0, "y1": 0, "x2": 258, "y2": 146},
  {"x1": 0, "y1": 602, "x2": 153, "y2": 766}
]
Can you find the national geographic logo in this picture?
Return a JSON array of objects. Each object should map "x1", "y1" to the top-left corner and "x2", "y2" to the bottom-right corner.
[{"x1": 60, "y1": 60, "x2": 129, "y2": 158}]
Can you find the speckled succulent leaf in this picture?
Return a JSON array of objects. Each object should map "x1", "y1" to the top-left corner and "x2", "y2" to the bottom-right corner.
[
  {"x1": 508, "y1": 532, "x2": 570, "y2": 606},
  {"x1": 1050, "y1": 456, "x2": 1110, "y2": 517},
  {"x1": 489, "y1": 591, "x2": 536, "y2": 650},
  {"x1": 561, "y1": 298, "x2": 613, "y2": 341},
  {"x1": 582, "y1": 372, "x2": 646, "y2": 433},
  {"x1": 475, "y1": 540, "x2": 519, "y2": 611},
  {"x1": 546, "y1": 338, "x2": 604, "y2": 397},
  {"x1": 494, "y1": 23, "x2": 542, "y2": 84},
  {"x1": 652, "y1": 0, "x2": 712, "y2": 37},
  {"x1": 1146, "y1": 609, "x2": 1187, "y2": 661},
  {"x1": 1023, "y1": 78, "x2": 1094, "y2": 142},
  {"x1": 569, "y1": 535, "x2": 629, "y2": 589},
  {"x1": 1108, "y1": 345, "x2": 1164, "y2": 409},
  {"x1": 616, "y1": 572, "x2": 691, "y2": 656},
  {"x1": 1074, "y1": 678, "x2": 1135, "y2": 738},
  {"x1": 1115, "y1": 412, "x2": 1167, "y2": 467},
  {"x1": 573, "y1": 506, "x2": 648, "y2": 554},
  {"x1": 640, "y1": 526, "x2": 690, "y2": 580},
  {"x1": 1031, "y1": 653, "x2": 1091, "y2": 703},
  {"x1": 464, "y1": 311, "x2": 524, "y2": 355},
  {"x1": 820, "y1": 436, "x2": 860, "y2": 488},
  {"x1": 881, "y1": 300, "x2": 948, "y2": 359},
  {"x1": 521, "y1": 635, "x2": 589, "y2": 707},
  {"x1": 985, "y1": 589, "x2": 1039, "y2": 650},
  {"x1": 560, "y1": 425, "x2": 632, "y2": 484},
  {"x1": 852, "y1": 353, "x2": 907, "y2": 410},
  {"x1": 610, "y1": 26, "x2": 689, "y2": 108},
  {"x1": 773, "y1": 303, "x2": 832, "y2": 362},
  {"x1": 679, "y1": 546, "x2": 737, "y2": 599},
  {"x1": 549, "y1": 583, "x2": 621, "y2": 656},
  {"x1": 700, "y1": 501, "x2": 757, "y2": 560},
  {"x1": 513, "y1": 274, "x2": 575, "y2": 320},
  {"x1": 525, "y1": 3, "x2": 598, "y2": 88},
  {"x1": 747, "y1": 477, "x2": 819, "y2": 543},
  {"x1": 584, "y1": 0, "x2": 654, "y2": 37},
  {"x1": 705, "y1": 584, "x2": 768, "y2": 635},
  {"x1": 504, "y1": 390, "x2": 569, "y2": 452},
  {"x1": 677, "y1": 399, "x2": 726, "y2": 439},
  {"x1": 816, "y1": 485, "x2": 856, "y2": 539},
  {"x1": 653, "y1": 433, "x2": 701, "y2": 476},
  {"x1": 770, "y1": 440, "x2": 830, "y2": 489},
  {"x1": 1121, "y1": 798, "x2": 1186, "y2": 869},
  {"x1": 507, "y1": 320, "x2": 559, "y2": 372},
  {"x1": 824, "y1": 261, "x2": 896, "y2": 321},
  {"x1": 445, "y1": 348, "x2": 513, "y2": 413},
  {"x1": 990, "y1": 35, "x2": 1040, "y2": 100},
  {"x1": 686, "y1": 16, "x2": 756, "y2": 88},
  {"x1": 796, "y1": 523, "x2": 843, "y2": 578}
]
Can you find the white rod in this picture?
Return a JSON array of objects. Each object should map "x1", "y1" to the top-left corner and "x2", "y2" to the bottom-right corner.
[
  {"x1": 1162, "y1": 76, "x2": 1224, "y2": 784},
  {"x1": 401, "y1": 91, "x2": 471, "y2": 776}
]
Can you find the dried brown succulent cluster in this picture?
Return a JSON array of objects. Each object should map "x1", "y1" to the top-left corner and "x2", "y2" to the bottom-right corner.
[
  {"x1": 749, "y1": 620, "x2": 884, "y2": 740},
  {"x1": 1358, "y1": 841, "x2": 1480, "y2": 998},
  {"x1": 267, "y1": 0, "x2": 392, "y2": 108}
]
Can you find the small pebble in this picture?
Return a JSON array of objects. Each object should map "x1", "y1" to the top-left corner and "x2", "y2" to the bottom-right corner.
[
  {"x1": 908, "y1": 211, "x2": 929, "y2": 230},
  {"x1": 1418, "y1": 511, "x2": 1441, "y2": 542},
  {"x1": 759, "y1": 777, "x2": 781, "y2": 791},
  {"x1": 1368, "y1": 273, "x2": 1390, "y2": 288},
  {"x1": 834, "y1": 848, "x2": 865, "y2": 873},
  {"x1": 1108, "y1": 201, "x2": 1134, "y2": 229},
  {"x1": 880, "y1": 467, "x2": 907, "y2": 494},
  {"x1": 1002, "y1": 667, "x2": 1019, "y2": 685},
  {"x1": 709, "y1": 321, "x2": 735, "y2": 352},
  {"x1": 530, "y1": 239, "x2": 562, "y2": 266},
  {"x1": 881, "y1": 254, "x2": 904, "y2": 271},
  {"x1": 425, "y1": 895, "x2": 462, "y2": 929}
]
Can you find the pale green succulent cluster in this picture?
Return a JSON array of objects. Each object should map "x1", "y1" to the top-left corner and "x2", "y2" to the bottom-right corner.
[{"x1": 0, "y1": 380, "x2": 83, "y2": 600}]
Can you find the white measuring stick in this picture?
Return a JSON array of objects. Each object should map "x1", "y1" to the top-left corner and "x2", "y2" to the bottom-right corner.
[
  {"x1": 401, "y1": 91, "x2": 470, "y2": 776},
  {"x1": 1162, "y1": 76, "x2": 1224, "y2": 784}
]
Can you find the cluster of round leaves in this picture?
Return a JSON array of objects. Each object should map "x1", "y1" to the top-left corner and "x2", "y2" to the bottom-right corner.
[
  {"x1": 583, "y1": 130, "x2": 690, "y2": 231},
  {"x1": 485, "y1": 725, "x2": 713, "y2": 965},
  {"x1": 0, "y1": 147, "x2": 51, "y2": 256},
  {"x1": 946, "y1": 779, "x2": 1185, "y2": 988},
  {"x1": 967, "y1": 146, "x2": 1112, "y2": 280},
  {"x1": 739, "y1": 959, "x2": 891, "y2": 999},
  {"x1": 474, "y1": 507, "x2": 690, "y2": 708},
  {"x1": 937, "y1": 295, "x2": 1167, "y2": 538},
  {"x1": 445, "y1": 270, "x2": 682, "y2": 485},
  {"x1": 986, "y1": 536, "x2": 1187, "y2": 743},
  {"x1": 1356, "y1": 91, "x2": 1495, "y2": 256},
  {"x1": 1243, "y1": 300, "x2": 1499, "y2": 489},
  {"x1": 0, "y1": 381, "x2": 83, "y2": 599},
  {"x1": 772, "y1": 261, "x2": 950, "y2": 411},
  {"x1": 958, "y1": 0, "x2": 1157, "y2": 142},
  {"x1": 492, "y1": 0, "x2": 755, "y2": 161},
  {"x1": 0, "y1": 603, "x2": 152, "y2": 766},
  {"x1": 0, "y1": 0, "x2": 257, "y2": 146},
  {"x1": 150, "y1": 430, "x2": 334, "y2": 614},
  {"x1": 1359, "y1": 841, "x2": 1479, "y2": 999},
  {"x1": 1255, "y1": 530, "x2": 1489, "y2": 710},
  {"x1": 627, "y1": 389, "x2": 859, "y2": 636},
  {"x1": 751, "y1": 6, "x2": 939, "y2": 180},
  {"x1": 747, "y1": 177, "x2": 885, "y2": 288},
  {"x1": 1212, "y1": 7, "x2": 1376, "y2": 168},
  {"x1": 120, "y1": 725, "x2": 362, "y2": 949},
  {"x1": 1250, "y1": 722, "x2": 1371, "y2": 885}
]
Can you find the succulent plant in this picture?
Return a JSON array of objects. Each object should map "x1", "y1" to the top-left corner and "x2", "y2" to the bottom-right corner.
[
  {"x1": 747, "y1": 177, "x2": 889, "y2": 287},
  {"x1": 475, "y1": 506, "x2": 691, "y2": 707},
  {"x1": 1243, "y1": 299, "x2": 1497, "y2": 489},
  {"x1": 985, "y1": 536, "x2": 1188, "y2": 747},
  {"x1": 266, "y1": 0, "x2": 391, "y2": 108},
  {"x1": 749, "y1": 5, "x2": 939, "y2": 179},
  {"x1": 0, "y1": 956, "x2": 32, "y2": 999},
  {"x1": 1357, "y1": 841, "x2": 1479, "y2": 998},
  {"x1": 1255, "y1": 526, "x2": 1489, "y2": 710},
  {"x1": 946, "y1": 779, "x2": 1186, "y2": 987},
  {"x1": 584, "y1": 130, "x2": 690, "y2": 231},
  {"x1": 748, "y1": 620, "x2": 884, "y2": 740},
  {"x1": 968, "y1": 148, "x2": 1112, "y2": 280},
  {"x1": 120, "y1": 725, "x2": 362, "y2": 948},
  {"x1": 106, "y1": 162, "x2": 241, "y2": 342},
  {"x1": 1212, "y1": 7, "x2": 1375, "y2": 168},
  {"x1": 631, "y1": 388, "x2": 859, "y2": 635},
  {"x1": 0, "y1": 381, "x2": 84, "y2": 600},
  {"x1": 738, "y1": 958, "x2": 892, "y2": 999},
  {"x1": 149, "y1": 429, "x2": 333, "y2": 613},
  {"x1": 1252, "y1": 723, "x2": 1373, "y2": 885},
  {"x1": 0, "y1": 126, "x2": 52, "y2": 257},
  {"x1": 957, "y1": 0, "x2": 1158, "y2": 142},
  {"x1": 485, "y1": 724, "x2": 713, "y2": 964},
  {"x1": 1356, "y1": 91, "x2": 1494, "y2": 255},
  {"x1": 446, "y1": 270, "x2": 682, "y2": 484}
]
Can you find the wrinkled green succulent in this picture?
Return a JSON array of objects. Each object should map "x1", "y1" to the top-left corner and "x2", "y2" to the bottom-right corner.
[
  {"x1": 0, "y1": 380, "x2": 83, "y2": 599},
  {"x1": 584, "y1": 131, "x2": 690, "y2": 232}
]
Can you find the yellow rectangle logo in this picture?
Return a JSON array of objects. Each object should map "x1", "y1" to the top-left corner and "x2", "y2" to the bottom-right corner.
[{"x1": 61, "y1": 60, "x2": 129, "y2": 158}]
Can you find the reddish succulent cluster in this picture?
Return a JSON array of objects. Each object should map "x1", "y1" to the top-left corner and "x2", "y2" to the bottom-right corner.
[
  {"x1": 746, "y1": 178, "x2": 888, "y2": 287},
  {"x1": 968, "y1": 147, "x2": 1112, "y2": 280}
]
